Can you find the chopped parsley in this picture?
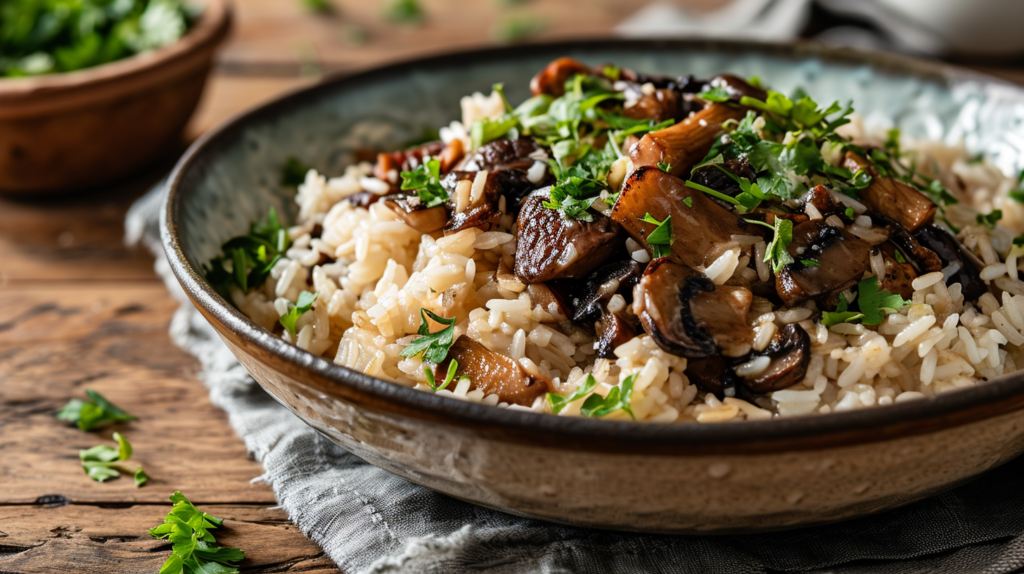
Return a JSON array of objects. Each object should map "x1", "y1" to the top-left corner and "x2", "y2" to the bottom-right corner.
[
  {"x1": 57, "y1": 389, "x2": 136, "y2": 431},
  {"x1": 547, "y1": 374, "x2": 598, "y2": 414},
  {"x1": 801, "y1": 259, "x2": 820, "y2": 267},
  {"x1": 821, "y1": 276, "x2": 908, "y2": 327},
  {"x1": 400, "y1": 157, "x2": 448, "y2": 207},
  {"x1": 640, "y1": 213, "x2": 673, "y2": 258},
  {"x1": 685, "y1": 179, "x2": 741, "y2": 206},
  {"x1": 400, "y1": 309, "x2": 457, "y2": 364},
  {"x1": 745, "y1": 217, "x2": 794, "y2": 273},
  {"x1": 492, "y1": 15, "x2": 547, "y2": 44},
  {"x1": 697, "y1": 86, "x2": 730, "y2": 103},
  {"x1": 424, "y1": 360, "x2": 464, "y2": 392},
  {"x1": 80, "y1": 432, "x2": 147, "y2": 486},
  {"x1": 279, "y1": 291, "x2": 318, "y2": 335},
  {"x1": 844, "y1": 206, "x2": 856, "y2": 219},
  {"x1": 546, "y1": 372, "x2": 637, "y2": 419},
  {"x1": 384, "y1": 0, "x2": 422, "y2": 23},
  {"x1": 976, "y1": 209, "x2": 1002, "y2": 230},
  {"x1": 683, "y1": 197, "x2": 693, "y2": 208},
  {"x1": 894, "y1": 250, "x2": 907, "y2": 264},
  {"x1": 202, "y1": 207, "x2": 291, "y2": 300},
  {"x1": 149, "y1": 491, "x2": 245, "y2": 574},
  {"x1": 657, "y1": 162, "x2": 672, "y2": 173},
  {"x1": 580, "y1": 372, "x2": 637, "y2": 419}
]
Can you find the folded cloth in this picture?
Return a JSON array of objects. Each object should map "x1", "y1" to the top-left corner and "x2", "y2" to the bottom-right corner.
[{"x1": 128, "y1": 182, "x2": 1024, "y2": 573}]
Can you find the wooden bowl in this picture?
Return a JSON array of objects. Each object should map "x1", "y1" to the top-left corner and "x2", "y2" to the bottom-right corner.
[
  {"x1": 0, "y1": 0, "x2": 232, "y2": 196},
  {"x1": 163, "y1": 39, "x2": 1024, "y2": 533}
]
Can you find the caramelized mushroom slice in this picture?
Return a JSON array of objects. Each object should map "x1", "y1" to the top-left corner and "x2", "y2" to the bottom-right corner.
[
  {"x1": 622, "y1": 88, "x2": 684, "y2": 123},
  {"x1": 613, "y1": 167, "x2": 759, "y2": 270},
  {"x1": 442, "y1": 169, "x2": 536, "y2": 232},
  {"x1": 526, "y1": 283, "x2": 570, "y2": 322},
  {"x1": 630, "y1": 103, "x2": 747, "y2": 178},
  {"x1": 437, "y1": 337, "x2": 552, "y2": 406},
  {"x1": 739, "y1": 324, "x2": 810, "y2": 393},
  {"x1": 914, "y1": 224, "x2": 987, "y2": 301},
  {"x1": 384, "y1": 194, "x2": 448, "y2": 234},
  {"x1": 843, "y1": 152, "x2": 937, "y2": 232},
  {"x1": 563, "y1": 260, "x2": 643, "y2": 323},
  {"x1": 467, "y1": 137, "x2": 543, "y2": 173},
  {"x1": 802, "y1": 184, "x2": 840, "y2": 218},
  {"x1": 637, "y1": 259, "x2": 754, "y2": 359},
  {"x1": 775, "y1": 220, "x2": 872, "y2": 309},
  {"x1": 866, "y1": 211, "x2": 943, "y2": 273},
  {"x1": 684, "y1": 357, "x2": 739, "y2": 397},
  {"x1": 514, "y1": 196, "x2": 624, "y2": 283},
  {"x1": 530, "y1": 57, "x2": 592, "y2": 97},
  {"x1": 595, "y1": 310, "x2": 639, "y2": 359},
  {"x1": 875, "y1": 245, "x2": 917, "y2": 300}
]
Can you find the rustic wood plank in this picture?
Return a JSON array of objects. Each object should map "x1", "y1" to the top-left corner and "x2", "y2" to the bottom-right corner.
[
  {"x1": 0, "y1": 504, "x2": 339, "y2": 573},
  {"x1": 0, "y1": 285, "x2": 276, "y2": 505}
]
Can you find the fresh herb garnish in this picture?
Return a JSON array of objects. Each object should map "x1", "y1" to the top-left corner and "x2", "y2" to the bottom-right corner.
[
  {"x1": 149, "y1": 491, "x2": 245, "y2": 574},
  {"x1": 547, "y1": 374, "x2": 598, "y2": 414},
  {"x1": 400, "y1": 157, "x2": 448, "y2": 207},
  {"x1": 745, "y1": 217, "x2": 794, "y2": 273},
  {"x1": 683, "y1": 197, "x2": 693, "y2": 208},
  {"x1": 302, "y1": 0, "x2": 333, "y2": 13},
  {"x1": 424, "y1": 360, "x2": 463, "y2": 392},
  {"x1": 894, "y1": 250, "x2": 907, "y2": 264},
  {"x1": 801, "y1": 259, "x2": 820, "y2": 267},
  {"x1": 821, "y1": 293, "x2": 864, "y2": 326},
  {"x1": 685, "y1": 179, "x2": 741, "y2": 206},
  {"x1": 580, "y1": 372, "x2": 637, "y2": 419},
  {"x1": 80, "y1": 432, "x2": 147, "y2": 486},
  {"x1": 657, "y1": 162, "x2": 672, "y2": 173},
  {"x1": 384, "y1": 0, "x2": 422, "y2": 23},
  {"x1": 57, "y1": 389, "x2": 136, "y2": 431},
  {"x1": 492, "y1": 15, "x2": 547, "y2": 44},
  {"x1": 281, "y1": 157, "x2": 311, "y2": 187},
  {"x1": 640, "y1": 213, "x2": 673, "y2": 258},
  {"x1": 399, "y1": 309, "x2": 457, "y2": 364},
  {"x1": 279, "y1": 291, "x2": 318, "y2": 335},
  {"x1": 976, "y1": 209, "x2": 1002, "y2": 230},
  {"x1": 822, "y1": 277, "x2": 907, "y2": 327},
  {"x1": 202, "y1": 207, "x2": 291, "y2": 299},
  {"x1": 844, "y1": 206, "x2": 856, "y2": 219},
  {"x1": 0, "y1": 0, "x2": 197, "y2": 78},
  {"x1": 697, "y1": 86, "x2": 730, "y2": 103}
]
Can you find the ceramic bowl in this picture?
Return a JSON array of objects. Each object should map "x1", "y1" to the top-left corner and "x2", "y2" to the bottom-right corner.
[
  {"x1": 0, "y1": 0, "x2": 232, "y2": 195},
  {"x1": 163, "y1": 39, "x2": 1024, "y2": 533}
]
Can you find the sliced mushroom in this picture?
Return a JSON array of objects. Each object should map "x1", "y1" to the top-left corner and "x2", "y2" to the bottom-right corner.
[
  {"x1": 684, "y1": 357, "x2": 740, "y2": 397},
  {"x1": 775, "y1": 220, "x2": 872, "y2": 308},
  {"x1": 613, "y1": 166, "x2": 759, "y2": 270},
  {"x1": 563, "y1": 260, "x2": 643, "y2": 323},
  {"x1": 843, "y1": 152, "x2": 937, "y2": 232},
  {"x1": 526, "y1": 283, "x2": 570, "y2": 322},
  {"x1": 595, "y1": 310, "x2": 639, "y2": 359},
  {"x1": 346, "y1": 191, "x2": 383, "y2": 209},
  {"x1": 441, "y1": 169, "x2": 536, "y2": 232},
  {"x1": 466, "y1": 137, "x2": 543, "y2": 173},
  {"x1": 875, "y1": 245, "x2": 917, "y2": 300},
  {"x1": 622, "y1": 88, "x2": 684, "y2": 123},
  {"x1": 514, "y1": 195, "x2": 625, "y2": 283},
  {"x1": 802, "y1": 184, "x2": 840, "y2": 218},
  {"x1": 689, "y1": 158, "x2": 757, "y2": 198},
  {"x1": 737, "y1": 324, "x2": 810, "y2": 393},
  {"x1": 914, "y1": 224, "x2": 987, "y2": 301},
  {"x1": 384, "y1": 194, "x2": 448, "y2": 234},
  {"x1": 436, "y1": 337, "x2": 552, "y2": 407},
  {"x1": 530, "y1": 57, "x2": 592, "y2": 97},
  {"x1": 637, "y1": 259, "x2": 754, "y2": 359},
  {"x1": 866, "y1": 211, "x2": 943, "y2": 273},
  {"x1": 630, "y1": 103, "x2": 747, "y2": 178}
]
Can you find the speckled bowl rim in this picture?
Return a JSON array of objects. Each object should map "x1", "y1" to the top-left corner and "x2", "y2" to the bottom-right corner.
[{"x1": 163, "y1": 38, "x2": 1024, "y2": 450}]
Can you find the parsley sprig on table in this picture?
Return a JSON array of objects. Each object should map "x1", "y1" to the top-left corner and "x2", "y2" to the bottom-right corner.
[
  {"x1": 149, "y1": 491, "x2": 245, "y2": 574},
  {"x1": 57, "y1": 389, "x2": 136, "y2": 431},
  {"x1": 399, "y1": 309, "x2": 457, "y2": 364},
  {"x1": 80, "y1": 432, "x2": 148, "y2": 487},
  {"x1": 203, "y1": 208, "x2": 292, "y2": 300},
  {"x1": 0, "y1": 0, "x2": 198, "y2": 77}
]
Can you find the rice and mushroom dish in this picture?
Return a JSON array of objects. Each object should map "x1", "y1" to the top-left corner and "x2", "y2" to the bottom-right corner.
[{"x1": 204, "y1": 57, "x2": 1024, "y2": 424}]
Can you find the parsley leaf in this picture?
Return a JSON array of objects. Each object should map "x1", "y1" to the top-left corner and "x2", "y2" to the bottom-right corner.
[
  {"x1": 657, "y1": 161, "x2": 672, "y2": 173},
  {"x1": 80, "y1": 432, "x2": 147, "y2": 486},
  {"x1": 400, "y1": 157, "x2": 448, "y2": 208},
  {"x1": 821, "y1": 293, "x2": 864, "y2": 326},
  {"x1": 801, "y1": 259, "x2": 820, "y2": 267},
  {"x1": 856, "y1": 276, "x2": 908, "y2": 325},
  {"x1": 471, "y1": 114, "x2": 520, "y2": 149},
  {"x1": 202, "y1": 207, "x2": 290, "y2": 299},
  {"x1": 685, "y1": 180, "x2": 741, "y2": 206},
  {"x1": 547, "y1": 374, "x2": 598, "y2": 414},
  {"x1": 580, "y1": 372, "x2": 637, "y2": 419},
  {"x1": 746, "y1": 217, "x2": 794, "y2": 273},
  {"x1": 844, "y1": 206, "x2": 856, "y2": 219},
  {"x1": 976, "y1": 209, "x2": 1002, "y2": 230},
  {"x1": 281, "y1": 157, "x2": 310, "y2": 187},
  {"x1": 149, "y1": 491, "x2": 245, "y2": 574},
  {"x1": 697, "y1": 86, "x2": 730, "y2": 103},
  {"x1": 640, "y1": 213, "x2": 673, "y2": 258},
  {"x1": 424, "y1": 360, "x2": 462, "y2": 392},
  {"x1": 279, "y1": 291, "x2": 318, "y2": 335},
  {"x1": 400, "y1": 309, "x2": 457, "y2": 364},
  {"x1": 383, "y1": 0, "x2": 422, "y2": 23},
  {"x1": 57, "y1": 389, "x2": 136, "y2": 431}
]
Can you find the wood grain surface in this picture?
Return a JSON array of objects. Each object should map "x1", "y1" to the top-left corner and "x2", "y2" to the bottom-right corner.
[{"x1": 3, "y1": 0, "x2": 1024, "y2": 572}]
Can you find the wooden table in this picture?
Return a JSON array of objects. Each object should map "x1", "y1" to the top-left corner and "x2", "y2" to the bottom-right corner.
[{"x1": 2, "y1": 1, "x2": 1023, "y2": 571}]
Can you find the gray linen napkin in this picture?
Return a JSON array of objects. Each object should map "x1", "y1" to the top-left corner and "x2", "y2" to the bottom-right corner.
[{"x1": 128, "y1": 183, "x2": 1024, "y2": 573}]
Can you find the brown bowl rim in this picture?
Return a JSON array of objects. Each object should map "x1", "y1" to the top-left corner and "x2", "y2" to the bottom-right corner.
[
  {"x1": 163, "y1": 37, "x2": 1024, "y2": 451},
  {"x1": 0, "y1": 0, "x2": 232, "y2": 114}
]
